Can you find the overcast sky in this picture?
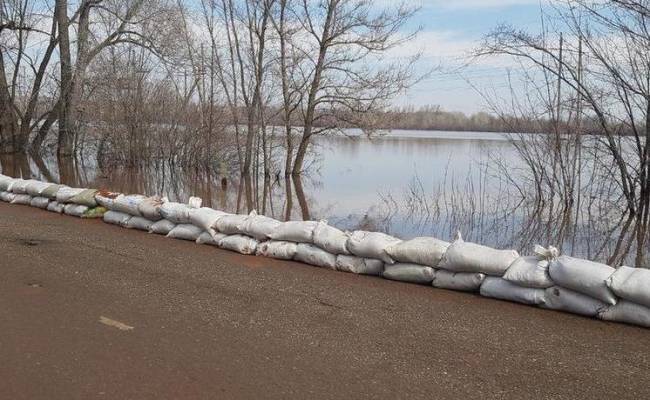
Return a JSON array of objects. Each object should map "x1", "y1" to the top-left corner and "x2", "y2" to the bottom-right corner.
[{"x1": 394, "y1": 0, "x2": 546, "y2": 114}]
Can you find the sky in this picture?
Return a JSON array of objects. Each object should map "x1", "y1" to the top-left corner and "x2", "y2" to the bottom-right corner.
[{"x1": 394, "y1": 0, "x2": 547, "y2": 114}]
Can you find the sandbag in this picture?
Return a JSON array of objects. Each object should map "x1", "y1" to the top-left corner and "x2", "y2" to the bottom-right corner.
[
  {"x1": 346, "y1": 231, "x2": 401, "y2": 264},
  {"x1": 218, "y1": 234, "x2": 258, "y2": 255},
  {"x1": 312, "y1": 221, "x2": 350, "y2": 255},
  {"x1": 599, "y1": 301, "x2": 650, "y2": 328},
  {"x1": 56, "y1": 187, "x2": 84, "y2": 203},
  {"x1": 502, "y1": 246, "x2": 557, "y2": 288},
  {"x1": 111, "y1": 194, "x2": 146, "y2": 216},
  {"x1": 63, "y1": 203, "x2": 88, "y2": 217},
  {"x1": 40, "y1": 184, "x2": 66, "y2": 199},
  {"x1": 188, "y1": 207, "x2": 227, "y2": 234},
  {"x1": 335, "y1": 255, "x2": 384, "y2": 276},
  {"x1": 149, "y1": 219, "x2": 176, "y2": 235},
  {"x1": 196, "y1": 231, "x2": 227, "y2": 246},
  {"x1": 0, "y1": 176, "x2": 15, "y2": 191},
  {"x1": 0, "y1": 191, "x2": 15, "y2": 202},
  {"x1": 11, "y1": 194, "x2": 32, "y2": 205},
  {"x1": 606, "y1": 266, "x2": 650, "y2": 308},
  {"x1": 432, "y1": 269, "x2": 485, "y2": 292},
  {"x1": 268, "y1": 220, "x2": 318, "y2": 243},
  {"x1": 82, "y1": 207, "x2": 107, "y2": 219},
  {"x1": 548, "y1": 256, "x2": 617, "y2": 305},
  {"x1": 69, "y1": 188, "x2": 98, "y2": 207},
  {"x1": 214, "y1": 213, "x2": 249, "y2": 235},
  {"x1": 159, "y1": 202, "x2": 192, "y2": 224},
  {"x1": 188, "y1": 196, "x2": 202, "y2": 208},
  {"x1": 480, "y1": 277, "x2": 546, "y2": 305},
  {"x1": 294, "y1": 243, "x2": 337, "y2": 269},
  {"x1": 103, "y1": 210, "x2": 132, "y2": 226},
  {"x1": 137, "y1": 196, "x2": 165, "y2": 221},
  {"x1": 25, "y1": 181, "x2": 52, "y2": 196},
  {"x1": 166, "y1": 224, "x2": 203, "y2": 241},
  {"x1": 383, "y1": 263, "x2": 435, "y2": 284},
  {"x1": 30, "y1": 196, "x2": 50, "y2": 209},
  {"x1": 126, "y1": 216, "x2": 155, "y2": 231},
  {"x1": 386, "y1": 237, "x2": 449, "y2": 267},
  {"x1": 256, "y1": 240, "x2": 298, "y2": 260},
  {"x1": 95, "y1": 190, "x2": 121, "y2": 209},
  {"x1": 237, "y1": 211, "x2": 281, "y2": 241},
  {"x1": 438, "y1": 238, "x2": 519, "y2": 276},
  {"x1": 46, "y1": 201, "x2": 64, "y2": 213},
  {"x1": 542, "y1": 286, "x2": 608, "y2": 317},
  {"x1": 9, "y1": 179, "x2": 32, "y2": 194}
]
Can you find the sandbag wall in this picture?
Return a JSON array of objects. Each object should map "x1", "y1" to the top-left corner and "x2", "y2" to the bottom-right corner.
[{"x1": 1, "y1": 173, "x2": 649, "y2": 329}]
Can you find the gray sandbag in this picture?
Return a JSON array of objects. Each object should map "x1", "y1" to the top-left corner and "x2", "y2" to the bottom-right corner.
[
  {"x1": 502, "y1": 245, "x2": 557, "y2": 289},
  {"x1": 548, "y1": 256, "x2": 617, "y2": 305},
  {"x1": 214, "y1": 213, "x2": 249, "y2": 235},
  {"x1": 542, "y1": 286, "x2": 608, "y2": 317},
  {"x1": 0, "y1": 191, "x2": 16, "y2": 202},
  {"x1": 95, "y1": 190, "x2": 121, "y2": 209},
  {"x1": 346, "y1": 231, "x2": 401, "y2": 264},
  {"x1": 63, "y1": 203, "x2": 88, "y2": 217},
  {"x1": 166, "y1": 224, "x2": 203, "y2": 241},
  {"x1": 11, "y1": 194, "x2": 32, "y2": 205},
  {"x1": 40, "y1": 184, "x2": 66, "y2": 199},
  {"x1": 599, "y1": 301, "x2": 650, "y2": 328},
  {"x1": 111, "y1": 194, "x2": 146, "y2": 216},
  {"x1": 125, "y1": 216, "x2": 155, "y2": 231},
  {"x1": 480, "y1": 277, "x2": 546, "y2": 305},
  {"x1": 294, "y1": 243, "x2": 337, "y2": 269},
  {"x1": 30, "y1": 196, "x2": 50, "y2": 209},
  {"x1": 149, "y1": 219, "x2": 176, "y2": 235},
  {"x1": 189, "y1": 207, "x2": 227, "y2": 234},
  {"x1": 137, "y1": 196, "x2": 165, "y2": 221},
  {"x1": 46, "y1": 201, "x2": 64, "y2": 213},
  {"x1": 69, "y1": 188, "x2": 98, "y2": 207},
  {"x1": 268, "y1": 220, "x2": 318, "y2": 243},
  {"x1": 196, "y1": 231, "x2": 227, "y2": 246},
  {"x1": 103, "y1": 210, "x2": 132, "y2": 227},
  {"x1": 335, "y1": 255, "x2": 384, "y2": 276},
  {"x1": 606, "y1": 266, "x2": 650, "y2": 308},
  {"x1": 383, "y1": 263, "x2": 435, "y2": 284},
  {"x1": 0, "y1": 175, "x2": 15, "y2": 191},
  {"x1": 385, "y1": 236, "x2": 449, "y2": 267},
  {"x1": 256, "y1": 240, "x2": 298, "y2": 260},
  {"x1": 159, "y1": 201, "x2": 192, "y2": 224},
  {"x1": 56, "y1": 187, "x2": 84, "y2": 203},
  {"x1": 25, "y1": 180, "x2": 52, "y2": 196},
  {"x1": 438, "y1": 235, "x2": 519, "y2": 276},
  {"x1": 9, "y1": 179, "x2": 32, "y2": 194},
  {"x1": 239, "y1": 211, "x2": 282, "y2": 241},
  {"x1": 218, "y1": 234, "x2": 258, "y2": 255},
  {"x1": 312, "y1": 220, "x2": 350, "y2": 255},
  {"x1": 432, "y1": 269, "x2": 485, "y2": 292}
]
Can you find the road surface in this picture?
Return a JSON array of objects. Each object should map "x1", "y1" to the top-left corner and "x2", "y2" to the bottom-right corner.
[{"x1": 1, "y1": 201, "x2": 649, "y2": 399}]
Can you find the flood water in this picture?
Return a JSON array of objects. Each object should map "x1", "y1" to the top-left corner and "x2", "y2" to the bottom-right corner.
[{"x1": 0, "y1": 129, "x2": 615, "y2": 259}]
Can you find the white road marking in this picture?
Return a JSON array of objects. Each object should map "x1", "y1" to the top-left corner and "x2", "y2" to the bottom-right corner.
[{"x1": 99, "y1": 316, "x2": 134, "y2": 331}]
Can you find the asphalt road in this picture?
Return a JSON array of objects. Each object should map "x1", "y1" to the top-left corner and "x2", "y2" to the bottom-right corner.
[{"x1": 1, "y1": 201, "x2": 649, "y2": 400}]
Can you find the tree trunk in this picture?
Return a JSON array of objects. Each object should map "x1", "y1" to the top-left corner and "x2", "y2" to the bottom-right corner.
[
  {"x1": 0, "y1": 51, "x2": 22, "y2": 153},
  {"x1": 56, "y1": 0, "x2": 75, "y2": 157}
]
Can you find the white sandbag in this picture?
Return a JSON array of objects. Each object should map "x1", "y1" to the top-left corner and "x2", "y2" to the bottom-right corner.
[
  {"x1": 480, "y1": 277, "x2": 546, "y2": 305},
  {"x1": 312, "y1": 221, "x2": 350, "y2": 255},
  {"x1": 46, "y1": 201, "x2": 64, "y2": 213},
  {"x1": 196, "y1": 231, "x2": 227, "y2": 246},
  {"x1": 9, "y1": 179, "x2": 32, "y2": 194},
  {"x1": 383, "y1": 263, "x2": 435, "y2": 284},
  {"x1": 166, "y1": 224, "x2": 203, "y2": 241},
  {"x1": 149, "y1": 219, "x2": 176, "y2": 235},
  {"x1": 188, "y1": 207, "x2": 227, "y2": 234},
  {"x1": 63, "y1": 203, "x2": 88, "y2": 217},
  {"x1": 25, "y1": 181, "x2": 52, "y2": 196},
  {"x1": 103, "y1": 210, "x2": 132, "y2": 227},
  {"x1": 268, "y1": 220, "x2": 318, "y2": 243},
  {"x1": 159, "y1": 202, "x2": 192, "y2": 224},
  {"x1": 599, "y1": 301, "x2": 650, "y2": 328},
  {"x1": 56, "y1": 187, "x2": 84, "y2": 203},
  {"x1": 606, "y1": 266, "x2": 650, "y2": 308},
  {"x1": 125, "y1": 216, "x2": 155, "y2": 231},
  {"x1": 237, "y1": 211, "x2": 281, "y2": 241},
  {"x1": 335, "y1": 255, "x2": 384, "y2": 276},
  {"x1": 137, "y1": 196, "x2": 165, "y2": 221},
  {"x1": 503, "y1": 246, "x2": 558, "y2": 288},
  {"x1": 346, "y1": 231, "x2": 401, "y2": 264},
  {"x1": 542, "y1": 286, "x2": 608, "y2": 317},
  {"x1": 11, "y1": 194, "x2": 32, "y2": 205},
  {"x1": 438, "y1": 238, "x2": 519, "y2": 276},
  {"x1": 0, "y1": 191, "x2": 16, "y2": 202},
  {"x1": 256, "y1": 240, "x2": 298, "y2": 260},
  {"x1": 386, "y1": 237, "x2": 449, "y2": 267},
  {"x1": 111, "y1": 194, "x2": 146, "y2": 216},
  {"x1": 0, "y1": 176, "x2": 15, "y2": 191},
  {"x1": 214, "y1": 213, "x2": 249, "y2": 235},
  {"x1": 188, "y1": 196, "x2": 202, "y2": 209},
  {"x1": 30, "y1": 196, "x2": 50, "y2": 209},
  {"x1": 548, "y1": 256, "x2": 617, "y2": 305},
  {"x1": 218, "y1": 234, "x2": 258, "y2": 255},
  {"x1": 294, "y1": 243, "x2": 337, "y2": 269},
  {"x1": 95, "y1": 191, "x2": 121, "y2": 209},
  {"x1": 432, "y1": 269, "x2": 485, "y2": 292}
]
